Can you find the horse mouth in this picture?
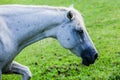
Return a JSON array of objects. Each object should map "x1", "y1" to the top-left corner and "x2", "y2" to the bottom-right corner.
[
  {"x1": 82, "y1": 57, "x2": 94, "y2": 66},
  {"x1": 82, "y1": 58, "x2": 90, "y2": 66}
]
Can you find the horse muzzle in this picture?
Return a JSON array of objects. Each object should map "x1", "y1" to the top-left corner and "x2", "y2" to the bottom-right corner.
[{"x1": 81, "y1": 49, "x2": 98, "y2": 66}]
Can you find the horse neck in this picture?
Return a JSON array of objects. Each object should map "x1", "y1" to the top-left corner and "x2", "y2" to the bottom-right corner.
[{"x1": 5, "y1": 6, "x2": 67, "y2": 50}]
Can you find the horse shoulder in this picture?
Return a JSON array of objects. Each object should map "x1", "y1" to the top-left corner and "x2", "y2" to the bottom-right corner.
[{"x1": 0, "y1": 17, "x2": 17, "y2": 53}]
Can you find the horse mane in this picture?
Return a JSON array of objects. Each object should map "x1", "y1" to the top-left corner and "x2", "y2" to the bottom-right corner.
[
  {"x1": 0, "y1": 4, "x2": 69, "y2": 11},
  {"x1": 0, "y1": 4, "x2": 73, "y2": 17}
]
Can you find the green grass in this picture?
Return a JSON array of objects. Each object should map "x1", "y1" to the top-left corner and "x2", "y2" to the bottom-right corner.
[{"x1": 1, "y1": 0, "x2": 120, "y2": 80}]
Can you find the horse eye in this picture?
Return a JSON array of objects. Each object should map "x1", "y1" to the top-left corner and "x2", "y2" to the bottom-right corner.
[{"x1": 78, "y1": 29, "x2": 83, "y2": 34}]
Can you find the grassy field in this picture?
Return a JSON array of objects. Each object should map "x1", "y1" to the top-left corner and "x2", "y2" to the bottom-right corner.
[{"x1": 1, "y1": 0, "x2": 120, "y2": 80}]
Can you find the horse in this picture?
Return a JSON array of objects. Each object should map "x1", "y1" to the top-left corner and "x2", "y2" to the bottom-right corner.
[{"x1": 0, "y1": 5, "x2": 98, "y2": 80}]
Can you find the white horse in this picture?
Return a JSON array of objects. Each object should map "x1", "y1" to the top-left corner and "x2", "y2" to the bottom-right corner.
[{"x1": 0, "y1": 5, "x2": 98, "y2": 80}]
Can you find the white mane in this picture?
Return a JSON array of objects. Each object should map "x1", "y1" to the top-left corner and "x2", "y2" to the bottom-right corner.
[{"x1": 0, "y1": 5, "x2": 68, "y2": 16}]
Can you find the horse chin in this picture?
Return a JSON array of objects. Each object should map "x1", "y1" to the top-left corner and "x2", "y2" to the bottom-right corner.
[{"x1": 82, "y1": 58, "x2": 90, "y2": 66}]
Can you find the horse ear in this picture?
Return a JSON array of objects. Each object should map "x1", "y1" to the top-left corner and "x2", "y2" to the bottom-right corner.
[{"x1": 67, "y1": 11, "x2": 73, "y2": 21}]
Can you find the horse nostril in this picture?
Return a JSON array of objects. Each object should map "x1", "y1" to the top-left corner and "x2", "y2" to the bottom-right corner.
[{"x1": 94, "y1": 53, "x2": 98, "y2": 60}]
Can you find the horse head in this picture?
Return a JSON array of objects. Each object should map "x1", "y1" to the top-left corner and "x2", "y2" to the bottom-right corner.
[{"x1": 57, "y1": 8, "x2": 98, "y2": 66}]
